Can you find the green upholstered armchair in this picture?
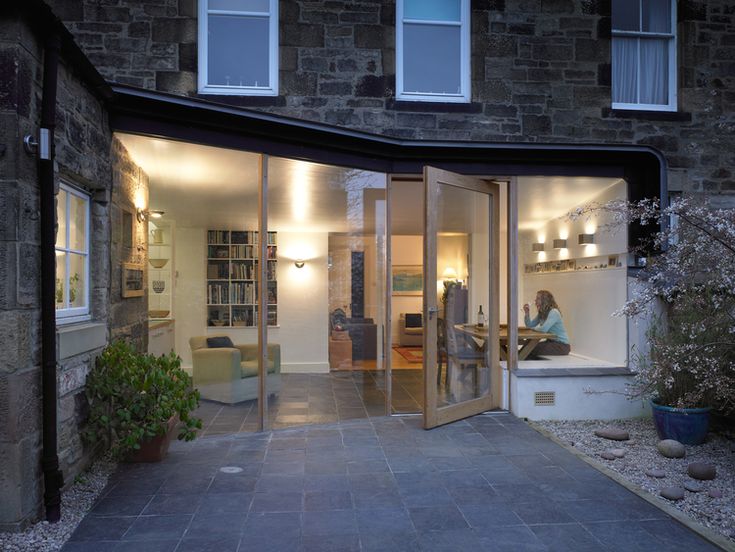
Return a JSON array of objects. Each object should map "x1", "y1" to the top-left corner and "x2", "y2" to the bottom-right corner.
[{"x1": 189, "y1": 336, "x2": 281, "y2": 404}]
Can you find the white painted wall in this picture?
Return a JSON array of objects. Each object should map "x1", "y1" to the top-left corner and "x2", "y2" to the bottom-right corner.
[
  {"x1": 277, "y1": 231, "x2": 329, "y2": 373},
  {"x1": 511, "y1": 372, "x2": 651, "y2": 420}
]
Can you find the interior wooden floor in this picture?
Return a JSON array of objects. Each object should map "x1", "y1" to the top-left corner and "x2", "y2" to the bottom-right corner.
[{"x1": 340, "y1": 347, "x2": 423, "y2": 371}]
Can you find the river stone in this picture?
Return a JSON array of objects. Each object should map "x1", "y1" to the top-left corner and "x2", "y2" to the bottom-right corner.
[
  {"x1": 684, "y1": 481, "x2": 703, "y2": 493},
  {"x1": 688, "y1": 462, "x2": 716, "y2": 480},
  {"x1": 656, "y1": 439, "x2": 686, "y2": 459},
  {"x1": 609, "y1": 448, "x2": 626, "y2": 458},
  {"x1": 600, "y1": 451, "x2": 617, "y2": 460},
  {"x1": 708, "y1": 489, "x2": 723, "y2": 498},
  {"x1": 594, "y1": 427, "x2": 630, "y2": 441},
  {"x1": 660, "y1": 487, "x2": 685, "y2": 501},
  {"x1": 646, "y1": 469, "x2": 666, "y2": 478}
]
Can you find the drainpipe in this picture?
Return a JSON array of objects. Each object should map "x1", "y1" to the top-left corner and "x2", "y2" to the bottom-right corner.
[{"x1": 39, "y1": 31, "x2": 64, "y2": 523}]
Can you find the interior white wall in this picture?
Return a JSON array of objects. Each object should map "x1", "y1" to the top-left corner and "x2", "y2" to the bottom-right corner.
[
  {"x1": 277, "y1": 231, "x2": 329, "y2": 373},
  {"x1": 518, "y1": 181, "x2": 628, "y2": 364}
]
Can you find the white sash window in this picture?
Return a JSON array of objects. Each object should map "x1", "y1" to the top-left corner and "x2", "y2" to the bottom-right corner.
[
  {"x1": 56, "y1": 183, "x2": 90, "y2": 322},
  {"x1": 612, "y1": 0, "x2": 676, "y2": 111},
  {"x1": 396, "y1": 0, "x2": 471, "y2": 103},
  {"x1": 198, "y1": 0, "x2": 279, "y2": 96}
]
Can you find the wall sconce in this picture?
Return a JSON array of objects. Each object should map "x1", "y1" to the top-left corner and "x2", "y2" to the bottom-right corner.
[
  {"x1": 578, "y1": 233, "x2": 595, "y2": 245},
  {"x1": 553, "y1": 238, "x2": 567, "y2": 249},
  {"x1": 532, "y1": 242, "x2": 545, "y2": 252},
  {"x1": 136, "y1": 209, "x2": 165, "y2": 222},
  {"x1": 294, "y1": 259, "x2": 305, "y2": 269},
  {"x1": 441, "y1": 267, "x2": 458, "y2": 280}
]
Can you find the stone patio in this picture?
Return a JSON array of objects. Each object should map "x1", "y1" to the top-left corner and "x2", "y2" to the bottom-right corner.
[{"x1": 61, "y1": 414, "x2": 720, "y2": 551}]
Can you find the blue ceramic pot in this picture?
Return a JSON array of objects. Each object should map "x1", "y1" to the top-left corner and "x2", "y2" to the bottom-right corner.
[{"x1": 651, "y1": 400, "x2": 711, "y2": 445}]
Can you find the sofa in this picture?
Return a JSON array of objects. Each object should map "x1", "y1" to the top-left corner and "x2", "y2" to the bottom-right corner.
[
  {"x1": 329, "y1": 309, "x2": 377, "y2": 360},
  {"x1": 189, "y1": 336, "x2": 281, "y2": 404},
  {"x1": 399, "y1": 313, "x2": 423, "y2": 347}
]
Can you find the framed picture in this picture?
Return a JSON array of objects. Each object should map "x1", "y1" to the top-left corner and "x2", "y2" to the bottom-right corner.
[
  {"x1": 392, "y1": 265, "x2": 423, "y2": 296},
  {"x1": 122, "y1": 262, "x2": 144, "y2": 298}
]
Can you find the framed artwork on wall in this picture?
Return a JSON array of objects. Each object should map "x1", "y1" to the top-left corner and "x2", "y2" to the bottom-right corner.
[
  {"x1": 122, "y1": 262, "x2": 144, "y2": 298},
  {"x1": 392, "y1": 265, "x2": 423, "y2": 296}
]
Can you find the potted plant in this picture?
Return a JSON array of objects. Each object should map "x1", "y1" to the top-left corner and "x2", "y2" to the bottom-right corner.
[
  {"x1": 570, "y1": 196, "x2": 735, "y2": 444},
  {"x1": 85, "y1": 340, "x2": 202, "y2": 461}
]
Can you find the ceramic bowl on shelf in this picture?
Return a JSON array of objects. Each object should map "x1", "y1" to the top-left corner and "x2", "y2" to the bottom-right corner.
[
  {"x1": 152, "y1": 280, "x2": 165, "y2": 293},
  {"x1": 149, "y1": 258, "x2": 168, "y2": 269},
  {"x1": 148, "y1": 310, "x2": 169, "y2": 318},
  {"x1": 211, "y1": 320, "x2": 225, "y2": 327}
]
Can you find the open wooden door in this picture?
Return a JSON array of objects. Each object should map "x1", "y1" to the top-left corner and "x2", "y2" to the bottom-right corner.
[{"x1": 423, "y1": 167, "x2": 500, "y2": 429}]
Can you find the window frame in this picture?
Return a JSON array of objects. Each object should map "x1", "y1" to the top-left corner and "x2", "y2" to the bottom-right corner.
[
  {"x1": 396, "y1": 0, "x2": 471, "y2": 103},
  {"x1": 612, "y1": 0, "x2": 677, "y2": 112},
  {"x1": 55, "y1": 182, "x2": 91, "y2": 324},
  {"x1": 197, "y1": 0, "x2": 279, "y2": 96}
]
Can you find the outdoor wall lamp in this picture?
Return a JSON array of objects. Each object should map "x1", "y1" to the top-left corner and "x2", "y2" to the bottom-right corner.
[
  {"x1": 578, "y1": 233, "x2": 595, "y2": 245},
  {"x1": 136, "y1": 209, "x2": 165, "y2": 222},
  {"x1": 294, "y1": 259, "x2": 305, "y2": 268},
  {"x1": 553, "y1": 238, "x2": 567, "y2": 249},
  {"x1": 532, "y1": 242, "x2": 545, "y2": 252}
]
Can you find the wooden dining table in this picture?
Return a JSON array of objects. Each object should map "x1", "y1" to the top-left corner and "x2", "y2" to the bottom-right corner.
[{"x1": 453, "y1": 324, "x2": 556, "y2": 360}]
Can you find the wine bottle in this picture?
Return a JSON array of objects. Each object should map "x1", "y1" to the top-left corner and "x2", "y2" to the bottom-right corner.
[{"x1": 477, "y1": 305, "x2": 485, "y2": 327}]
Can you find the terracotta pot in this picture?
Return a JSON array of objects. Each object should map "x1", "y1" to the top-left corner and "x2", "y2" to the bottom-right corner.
[{"x1": 127, "y1": 416, "x2": 178, "y2": 463}]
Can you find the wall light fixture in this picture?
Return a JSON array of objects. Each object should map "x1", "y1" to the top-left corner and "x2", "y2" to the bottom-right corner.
[
  {"x1": 553, "y1": 238, "x2": 567, "y2": 249},
  {"x1": 578, "y1": 233, "x2": 595, "y2": 245},
  {"x1": 532, "y1": 242, "x2": 545, "y2": 252},
  {"x1": 294, "y1": 259, "x2": 305, "y2": 268}
]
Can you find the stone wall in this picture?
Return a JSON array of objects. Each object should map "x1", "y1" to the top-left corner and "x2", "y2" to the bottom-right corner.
[
  {"x1": 51, "y1": 0, "x2": 735, "y2": 194},
  {"x1": 0, "y1": 10, "x2": 148, "y2": 529}
]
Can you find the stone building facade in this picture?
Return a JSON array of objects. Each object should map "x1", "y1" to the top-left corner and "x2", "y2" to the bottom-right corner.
[
  {"x1": 49, "y1": 0, "x2": 735, "y2": 195},
  {"x1": 0, "y1": 6, "x2": 148, "y2": 529}
]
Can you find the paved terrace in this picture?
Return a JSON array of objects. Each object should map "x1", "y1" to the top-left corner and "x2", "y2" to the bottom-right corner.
[{"x1": 61, "y1": 414, "x2": 720, "y2": 551}]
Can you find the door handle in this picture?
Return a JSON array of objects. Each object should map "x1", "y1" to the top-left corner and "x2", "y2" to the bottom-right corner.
[{"x1": 427, "y1": 306, "x2": 439, "y2": 320}]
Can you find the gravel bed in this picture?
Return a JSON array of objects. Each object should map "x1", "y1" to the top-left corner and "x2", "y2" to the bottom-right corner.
[
  {"x1": 537, "y1": 418, "x2": 735, "y2": 545},
  {"x1": 0, "y1": 455, "x2": 116, "y2": 552}
]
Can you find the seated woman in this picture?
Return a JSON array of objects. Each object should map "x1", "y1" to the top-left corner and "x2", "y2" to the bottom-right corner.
[{"x1": 523, "y1": 289, "x2": 570, "y2": 356}]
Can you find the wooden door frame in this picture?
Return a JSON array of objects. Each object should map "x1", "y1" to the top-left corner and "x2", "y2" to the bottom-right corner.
[{"x1": 423, "y1": 166, "x2": 500, "y2": 429}]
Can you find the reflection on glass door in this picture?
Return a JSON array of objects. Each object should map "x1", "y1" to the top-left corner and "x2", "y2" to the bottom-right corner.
[{"x1": 424, "y1": 167, "x2": 499, "y2": 429}]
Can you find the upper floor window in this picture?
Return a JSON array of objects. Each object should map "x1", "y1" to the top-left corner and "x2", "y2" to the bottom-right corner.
[
  {"x1": 396, "y1": 0, "x2": 470, "y2": 103},
  {"x1": 198, "y1": 0, "x2": 279, "y2": 96},
  {"x1": 56, "y1": 183, "x2": 90, "y2": 322},
  {"x1": 612, "y1": 0, "x2": 676, "y2": 111}
]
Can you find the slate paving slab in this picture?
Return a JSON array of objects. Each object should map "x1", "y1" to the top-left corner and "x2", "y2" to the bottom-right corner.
[{"x1": 62, "y1": 413, "x2": 721, "y2": 551}]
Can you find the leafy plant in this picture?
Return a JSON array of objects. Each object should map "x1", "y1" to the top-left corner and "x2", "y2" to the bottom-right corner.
[
  {"x1": 569, "y1": 196, "x2": 735, "y2": 413},
  {"x1": 85, "y1": 340, "x2": 202, "y2": 458},
  {"x1": 56, "y1": 272, "x2": 80, "y2": 305}
]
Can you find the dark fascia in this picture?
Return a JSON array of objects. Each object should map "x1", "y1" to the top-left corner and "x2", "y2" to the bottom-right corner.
[
  {"x1": 110, "y1": 84, "x2": 666, "y2": 198},
  {"x1": 6, "y1": 0, "x2": 113, "y2": 102}
]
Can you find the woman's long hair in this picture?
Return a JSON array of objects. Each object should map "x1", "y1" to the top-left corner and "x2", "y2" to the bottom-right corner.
[{"x1": 537, "y1": 290, "x2": 560, "y2": 321}]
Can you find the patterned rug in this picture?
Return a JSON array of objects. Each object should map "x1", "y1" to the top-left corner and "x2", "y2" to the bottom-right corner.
[{"x1": 393, "y1": 346, "x2": 423, "y2": 363}]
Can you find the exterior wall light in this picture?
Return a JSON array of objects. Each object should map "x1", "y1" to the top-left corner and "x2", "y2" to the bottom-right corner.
[
  {"x1": 137, "y1": 209, "x2": 165, "y2": 222},
  {"x1": 294, "y1": 259, "x2": 305, "y2": 268},
  {"x1": 532, "y1": 242, "x2": 545, "y2": 252},
  {"x1": 578, "y1": 233, "x2": 595, "y2": 245},
  {"x1": 553, "y1": 238, "x2": 567, "y2": 249}
]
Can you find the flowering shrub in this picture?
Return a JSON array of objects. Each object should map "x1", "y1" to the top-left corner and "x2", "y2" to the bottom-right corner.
[{"x1": 569, "y1": 196, "x2": 735, "y2": 413}]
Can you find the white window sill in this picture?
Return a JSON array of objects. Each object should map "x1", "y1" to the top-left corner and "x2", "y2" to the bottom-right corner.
[
  {"x1": 198, "y1": 86, "x2": 278, "y2": 96},
  {"x1": 611, "y1": 103, "x2": 677, "y2": 112},
  {"x1": 57, "y1": 321, "x2": 107, "y2": 360}
]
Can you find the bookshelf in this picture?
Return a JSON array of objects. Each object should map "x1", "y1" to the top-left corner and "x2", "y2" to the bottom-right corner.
[{"x1": 206, "y1": 230, "x2": 277, "y2": 328}]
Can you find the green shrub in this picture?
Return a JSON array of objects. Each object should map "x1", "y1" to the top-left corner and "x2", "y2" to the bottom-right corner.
[{"x1": 85, "y1": 340, "x2": 202, "y2": 458}]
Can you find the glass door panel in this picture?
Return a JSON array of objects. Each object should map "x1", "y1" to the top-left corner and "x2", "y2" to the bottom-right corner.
[{"x1": 424, "y1": 167, "x2": 499, "y2": 429}]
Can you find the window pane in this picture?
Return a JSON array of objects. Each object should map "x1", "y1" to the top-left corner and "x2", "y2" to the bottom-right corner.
[
  {"x1": 69, "y1": 193, "x2": 87, "y2": 252},
  {"x1": 403, "y1": 23, "x2": 461, "y2": 95},
  {"x1": 56, "y1": 189, "x2": 67, "y2": 248},
  {"x1": 612, "y1": 37, "x2": 638, "y2": 103},
  {"x1": 209, "y1": 0, "x2": 270, "y2": 12},
  {"x1": 68, "y1": 253, "x2": 86, "y2": 309},
  {"x1": 208, "y1": 15, "x2": 270, "y2": 87},
  {"x1": 612, "y1": 0, "x2": 640, "y2": 31},
  {"x1": 642, "y1": 0, "x2": 670, "y2": 32},
  {"x1": 56, "y1": 251, "x2": 67, "y2": 309},
  {"x1": 405, "y1": 0, "x2": 461, "y2": 21},
  {"x1": 640, "y1": 38, "x2": 668, "y2": 104}
]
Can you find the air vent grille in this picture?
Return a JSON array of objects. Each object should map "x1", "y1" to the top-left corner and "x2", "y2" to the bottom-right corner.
[{"x1": 534, "y1": 391, "x2": 556, "y2": 406}]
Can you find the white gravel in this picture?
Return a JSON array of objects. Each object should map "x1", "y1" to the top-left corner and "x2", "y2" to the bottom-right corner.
[
  {"x1": 0, "y1": 455, "x2": 116, "y2": 552},
  {"x1": 537, "y1": 418, "x2": 735, "y2": 545}
]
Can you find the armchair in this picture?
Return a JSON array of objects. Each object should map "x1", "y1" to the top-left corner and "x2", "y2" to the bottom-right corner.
[{"x1": 189, "y1": 336, "x2": 281, "y2": 404}]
